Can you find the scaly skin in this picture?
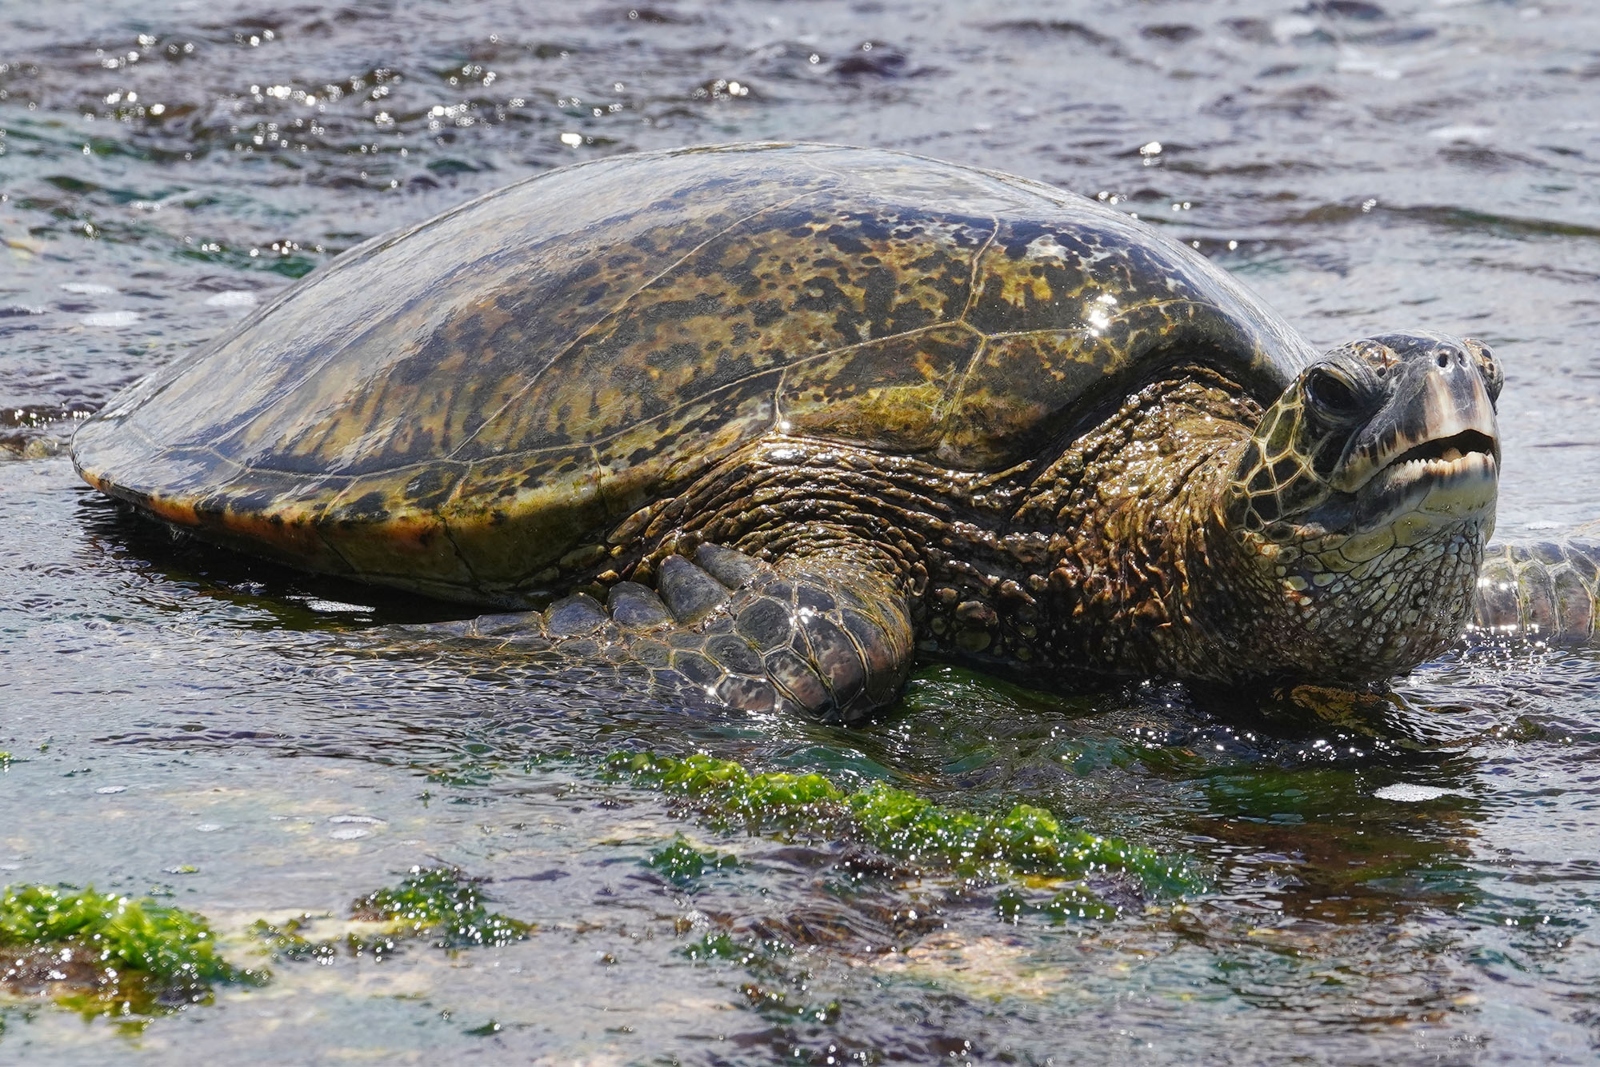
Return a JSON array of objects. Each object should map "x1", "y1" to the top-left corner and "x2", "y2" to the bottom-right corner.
[
  {"x1": 430, "y1": 544, "x2": 914, "y2": 722},
  {"x1": 1472, "y1": 537, "x2": 1600, "y2": 643},
  {"x1": 438, "y1": 339, "x2": 1590, "y2": 721}
]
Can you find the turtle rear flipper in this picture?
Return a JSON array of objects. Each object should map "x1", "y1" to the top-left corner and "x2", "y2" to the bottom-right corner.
[
  {"x1": 452, "y1": 545, "x2": 914, "y2": 723},
  {"x1": 1472, "y1": 538, "x2": 1600, "y2": 644}
]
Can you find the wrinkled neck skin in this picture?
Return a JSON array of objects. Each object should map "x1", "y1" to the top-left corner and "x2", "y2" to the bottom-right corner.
[
  {"x1": 643, "y1": 367, "x2": 1485, "y2": 690},
  {"x1": 1003, "y1": 368, "x2": 1276, "y2": 684}
]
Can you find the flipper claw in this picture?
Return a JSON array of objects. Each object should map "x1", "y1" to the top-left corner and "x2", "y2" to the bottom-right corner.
[
  {"x1": 607, "y1": 581, "x2": 673, "y2": 629},
  {"x1": 411, "y1": 543, "x2": 912, "y2": 724},
  {"x1": 543, "y1": 593, "x2": 608, "y2": 636},
  {"x1": 657, "y1": 554, "x2": 732, "y2": 623},
  {"x1": 694, "y1": 543, "x2": 762, "y2": 588}
]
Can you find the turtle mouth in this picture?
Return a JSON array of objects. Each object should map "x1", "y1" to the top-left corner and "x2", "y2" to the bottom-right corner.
[
  {"x1": 1386, "y1": 428, "x2": 1497, "y2": 470},
  {"x1": 1356, "y1": 429, "x2": 1498, "y2": 528}
]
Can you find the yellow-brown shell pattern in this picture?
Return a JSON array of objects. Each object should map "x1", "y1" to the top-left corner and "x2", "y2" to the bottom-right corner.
[{"x1": 72, "y1": 143, "x2": 1314, "y2": 603}]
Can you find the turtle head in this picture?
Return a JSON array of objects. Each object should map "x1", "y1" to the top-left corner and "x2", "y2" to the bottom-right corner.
[{"x1": 1220, "y1": 331, "x2": 1501, "y2": 680}]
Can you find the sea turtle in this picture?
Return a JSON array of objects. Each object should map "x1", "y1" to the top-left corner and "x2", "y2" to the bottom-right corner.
[{"x1": 71, "y1": 143, "x2": 1600, "y2": 721}]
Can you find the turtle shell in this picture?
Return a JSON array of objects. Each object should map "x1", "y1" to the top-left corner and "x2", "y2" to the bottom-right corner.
[{"x1": 73, "y1": 142, "x2": 1315, "y2": 604}]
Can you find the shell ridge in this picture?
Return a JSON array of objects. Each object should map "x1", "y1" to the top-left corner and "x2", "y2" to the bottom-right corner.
[
  {"x1": 481, "y1": 322, "x2": 955, "y2": 468},
  {"x1": 957, "y1": 214, "x2": 1003, "y2": 323},
  {"x1": 937, "y1": 214, "x2": 1006, "y2": 451},
  {"x1": 444, "y1": 187, "x2": 831, "y2": 463},
  {"x1": 588, "y1": 322, "x2": 957, "y2": 452},
  {"x1": 196, "y1": 443, "x2": 248, "y2": 478},
  {"x1": 939, "y1": 332, "x2": 991, "y2": 435},
  {"x1": 980, "y1": 296, "x2": 1251, "y2": 340},
  {"x1": 436, "y1": 514, "x2": 482, "y2": 589},
  {"x1": 224, "y1": 320, "x2": 964, "y2": 488},
  {"x1": 307, "y1": 514, "x2": 361, "y2": 576},
  {"x1": 271, "y1": 320, "x2": 963, "y2": 496},
  {"x1": 320, "y1": 463, "x2": 468, "y2": 525},
  {"x1": 587, "y1": 442, "x2": 619, "y2": 513},
  {"x1": 772, "y1": 366, "x2": 788, "y2": 430}
]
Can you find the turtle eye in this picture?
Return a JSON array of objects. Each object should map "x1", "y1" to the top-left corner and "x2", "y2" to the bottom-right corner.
[
  {"x1": 1304, "y1": 368, "x2": 1361, "y2": 422},
  {"x1": 1464, "y1": 338, "x2": 1502, "y2": 404}
]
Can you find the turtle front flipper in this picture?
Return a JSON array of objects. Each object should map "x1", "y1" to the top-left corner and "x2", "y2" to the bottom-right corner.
[
  {"x1": 451, "y1": 544, "x2": 915, "y2": 723},
  {"x1": 1472, "y1": 538, "x2": 1600, "y2": 644}
]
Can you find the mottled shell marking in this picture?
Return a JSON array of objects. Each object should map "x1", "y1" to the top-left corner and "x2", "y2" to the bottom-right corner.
[{"x1": 73, "y1": 143, "x2": 1314, "y2": 603}]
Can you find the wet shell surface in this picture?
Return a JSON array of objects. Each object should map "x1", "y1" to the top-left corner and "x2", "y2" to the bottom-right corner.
[{"x1": 72, "y1": 142, "x2": 1313, "y2": 604}]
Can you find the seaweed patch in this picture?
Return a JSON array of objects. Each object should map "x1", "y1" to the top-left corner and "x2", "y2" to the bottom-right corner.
[
  {"x1": 255, "y1": 864, "x2": 532, "y2": 963},
  {"x1": 645, "y1": 834, "x2": 739, "y2": 887},
  {"x1": 0, "y1": 884, "x2": 264, "y2": 1023},
  {"x1": 606, "y1": 750, "x2": 1205, "y2": 899}
]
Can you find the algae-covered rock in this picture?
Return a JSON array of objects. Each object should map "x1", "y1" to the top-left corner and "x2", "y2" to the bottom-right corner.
[
  {"x1": 646, "y1": 835, "x2": 738, "y2": 887},
  {"x1": 256, "y1": 865, "x2": 532, "y2": 964},
  {"x1": 352, "y1": 865, "x2": 532, "y2": 948},
  {"x1": 0, "y1": 884, "x2": 263, "y2": 1019},
  {"x1": 607, "y1": 751, "x2": 1204, "y2": 899}
]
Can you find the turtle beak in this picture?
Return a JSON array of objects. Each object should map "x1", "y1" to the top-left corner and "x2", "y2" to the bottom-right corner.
[{"x1": 1329, "y1": 334, "x2": 1499, "y2": 532}]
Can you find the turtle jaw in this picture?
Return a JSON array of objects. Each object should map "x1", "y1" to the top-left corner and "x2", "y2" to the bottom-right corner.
[{"x1": 1352, "y1": 438, "x2": 1497, "y2": 542}]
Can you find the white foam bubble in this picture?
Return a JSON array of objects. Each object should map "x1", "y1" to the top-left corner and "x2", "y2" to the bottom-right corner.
[
  {"x1": 79, "y1": 310, "x2": 141, "y2": 327},
  {"x1": 1374, "y1": 783, "x2": 1456, "y2": 803},
  {"x1": 1427, "y1": 125, "x2": 1494, "y2": 144},
  {"x1": 304, "y1": 598, "x2": 370, "y2": 613},
  {"x1": 204, "y1": 290, "x2": 258, "y2": 308}
]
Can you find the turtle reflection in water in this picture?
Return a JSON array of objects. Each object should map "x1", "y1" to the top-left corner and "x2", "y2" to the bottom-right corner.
[{"x1": 71, "y1": 144, "x2": 1600, "y2": 722}]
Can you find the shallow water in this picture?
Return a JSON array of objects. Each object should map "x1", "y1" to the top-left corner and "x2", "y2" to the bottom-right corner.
[{"x1": 2, "y1": 0, "x2": 1599, "y2": 1062}]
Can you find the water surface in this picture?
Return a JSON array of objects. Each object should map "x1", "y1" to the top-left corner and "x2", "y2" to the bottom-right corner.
[{"x1": 2, "y1": 0, "x2": 1599, "y2": 1063}]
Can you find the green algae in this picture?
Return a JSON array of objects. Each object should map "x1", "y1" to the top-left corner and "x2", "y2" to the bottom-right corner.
[
  {"x1": 256, "y1": 865, "x2": 531, "y2": 964},
  {"x1": 680, "y1": 932, "x2": 837, "y2": 1024},
  {"x1": 607, "y1": 752, "x2": 1203, "y2": 898},
  {"x1": 682, "y1": 932, "x2": 762, "y2": 964},
  {"x1": 251, "y1": 915, "x2": 351, "y2": 964},
  {"x1": 353, "y1": 865, "x2": 531, "y2": 948},
  {"x1": 995, "y1": 884, "x2": 1119, "y2": 923},
  {"x1": 0, "y1": 884, "x2": 263, "y2": 1019},
  {"x1": 738, "y1": 981, "x2": 842, "y2": 1025},
  {"x1": 646, "y1": 835, "x2": 738, "y2": 886}
]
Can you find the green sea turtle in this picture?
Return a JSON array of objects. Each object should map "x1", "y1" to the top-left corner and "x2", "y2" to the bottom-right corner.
[{"x1": 71, "y1": 143, "x2": 1600, "y2": 721}]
